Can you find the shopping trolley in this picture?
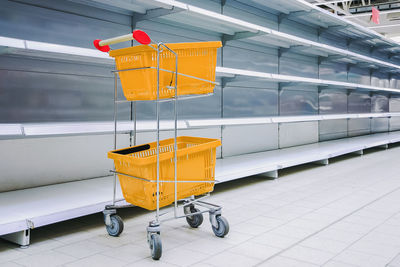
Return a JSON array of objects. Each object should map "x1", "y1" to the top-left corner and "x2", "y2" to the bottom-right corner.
[{"x1": 94, "y1": 30, "x2": 229, "y2": 260}]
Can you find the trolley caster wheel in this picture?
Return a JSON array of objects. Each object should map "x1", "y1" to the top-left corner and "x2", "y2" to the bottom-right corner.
[
  {"x1": 149, "y1": 234, "x2": 162, "y2": 260},
  {"x1": 186, "y1": 206, "x2": 204, "y2": 228},
  {"x1": 211, "y1": 215, "x2": 229, "y2": 238},
  {"x1": 105, "y1": 215, "x2": 124, "y2": 237}
]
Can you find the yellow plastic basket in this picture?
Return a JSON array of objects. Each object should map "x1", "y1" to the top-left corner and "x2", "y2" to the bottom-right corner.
[
  {"x1": 109, "y1": 41, "x2": 221, "y2": 101},
  {"x1": 108, "y1": 136, "x2": 221, "y2": 210}
]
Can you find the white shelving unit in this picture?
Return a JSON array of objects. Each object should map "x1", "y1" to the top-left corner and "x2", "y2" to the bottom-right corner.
[
  {"x1": 57, "y1": 0, "x2": 400, "y2": 71},
  {"x1": 2, "y1": 0, "x2": 400, "y2": 71},
  {"x1": 2, "y1": 130, "x2": 400, "y2": 245}
]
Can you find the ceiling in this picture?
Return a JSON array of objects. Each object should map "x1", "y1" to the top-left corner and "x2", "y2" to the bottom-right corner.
[{"x1": 306, "y1": 0, "x2": 400, "y2": 41}]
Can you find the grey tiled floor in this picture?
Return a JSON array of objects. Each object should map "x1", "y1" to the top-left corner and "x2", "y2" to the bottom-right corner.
[{"x1": 2, "y1": 144, "x2": 400, "y2": 266}]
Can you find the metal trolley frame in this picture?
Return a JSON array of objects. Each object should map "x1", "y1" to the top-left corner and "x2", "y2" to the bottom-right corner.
[{"x1": 94, "y1": 30, "x2": 229, "y2": 260}]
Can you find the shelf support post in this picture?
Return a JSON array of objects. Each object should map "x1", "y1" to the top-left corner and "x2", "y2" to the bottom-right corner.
[
  {"x1": 377, "y1": 144, "x2": 389, "y2": 149},
  {"x1": 1, "y1": 220, "x2": 33, "y2": 247},
  {"x1": 312, "y1": 159, "x2": 329, "y2": 165},
  {"x1": 1, "y1": 230, "x2": 30, "y2": 248},
  {"x1": 132, "y1": 7, "x2": 183, "y2": 28},
  {"x1": 221, "y1": 31, "x2": 261, "y2": 47},
  {"x1": 220, "y1": 76, "x2": 236, "y2": 159},
  {"x1": 259, "y1": 170, "x2": 278, "y2": 179}
]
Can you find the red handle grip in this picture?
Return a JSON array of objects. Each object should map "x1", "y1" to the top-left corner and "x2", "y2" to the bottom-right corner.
[
  {"x1": 93, "y1": 39, "x2": 110, "y2": 52},
  {"x1": 93, "y1": 30, "x2": 151, "y2": 52},
  {"x1": 132, "y1": 30, "x2": 151, "y2": 45}
]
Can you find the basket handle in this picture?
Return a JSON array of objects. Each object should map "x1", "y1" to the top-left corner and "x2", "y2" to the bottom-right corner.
[
  {"x1": 93, "y1": 30, "x2": 152, "y2": 52},
  {"x1": 113, "y1": 144, "x2": 150, "y2": 155}
]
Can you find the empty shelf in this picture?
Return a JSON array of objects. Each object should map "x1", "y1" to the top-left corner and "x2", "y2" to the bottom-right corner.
[
  {"x1": 186, "y1": 113, "x2": 400, "y2": 128},
  {"x1": 1, "y1": 113, "x2": 399, "y2": 138},
  {"x1": 217, "y1": 67, "x2": 400, "y2": 93},
  {"x1": 0, "y1": 176, "x2": 123, "y2": 236},
  {"x1": 216, "y1": 131, "x2": 400, "y2": 182},
  {"x1": 21, "y1": 120, "x2": 188, "y2": 136}
]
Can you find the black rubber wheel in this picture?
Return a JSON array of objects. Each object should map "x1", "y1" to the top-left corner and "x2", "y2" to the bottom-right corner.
[
  {"x1": 212, "y1": 215, "x2": 229, "y2": 238},
  {"x1": 105, "y1": 215, "x2": 124, "y2": 237},
  {"x1": 150, "y1": 234, "x2": 162, "y2": 260},
  {"x1": 186, "y1": 206, "x2": 204, "y2": 228}
]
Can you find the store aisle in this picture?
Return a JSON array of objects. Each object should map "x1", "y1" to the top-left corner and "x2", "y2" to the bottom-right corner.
[{"x1": 1, "y1": 145, "x2": 400, "y2": 267}]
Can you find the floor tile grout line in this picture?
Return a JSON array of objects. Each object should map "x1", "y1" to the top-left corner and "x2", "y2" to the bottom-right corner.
[
  {"x1": 229, "y1": 166, "x2": 399, "y2": 256},
  {"x1": 267, "y1": 169, "x2": 388, "y2": 207},
  {"x1": 281, "y1": 254, "x2": 332, "y2": 267},
  {"x1": 244, "y1": 170, "x2": 377, "y2": 203},
  {"x1": 331, "y1": 209, "x2": 400, "y2": 261},
  {"x1": 11, "y1": 244, "x2": 81, "y2": 266},
  {"x1": 268, "y1": 255, "x2": 321, "y2": 266},
  {"x1": 246, "y1": 174, "x2": 382, "y2": 223},
  {"x1": 252, "y1": 174, "x2": 393, "y2": 229},
  {"x1": 219, "y1": 157, "x2": 386, "y2": 205},
  {"x1": 220, "y1": 155, "x2": 397, "y2": 211},
  {"x1": 189, "y1": 172, "x2": 400, "y2": 266},
  {"x1": 254, "y1": 184, "x2": 400, "y2": 266},
  {"x1": 386, "y1": 252, "x2": 400, "y2": 267},
  {"x1": 300, "y1": 208, "x2": 400, "y2": 266},
  {"x1": 324, "y1": 259, "x2": 361, "y2": 267}
]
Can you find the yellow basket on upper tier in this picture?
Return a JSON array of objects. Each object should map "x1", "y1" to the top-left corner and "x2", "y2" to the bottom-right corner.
[
  {"x1": 108, "y1": 136, "x2": 221, "y2": 210},
  {"x1": 109, "y1": 41, "x2": 221, "y2": 101}
]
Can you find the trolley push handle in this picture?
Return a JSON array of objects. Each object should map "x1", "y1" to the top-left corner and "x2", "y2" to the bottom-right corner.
[{"x1": 93, "y1": 29, "x2": 152, "y2": 52}]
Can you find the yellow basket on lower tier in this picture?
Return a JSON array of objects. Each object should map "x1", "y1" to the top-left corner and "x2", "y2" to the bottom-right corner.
[
  {"x1": 108, "y1": 136, "x2": 221, "y2": 210},
  {"x1": 109, "y1": 41, "x2": 221, "y2": 101}
]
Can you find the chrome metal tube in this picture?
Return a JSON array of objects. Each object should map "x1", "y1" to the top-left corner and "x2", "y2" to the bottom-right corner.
[
  {"x1": 174, "y1": 47, "x2": 178, "y2": 217},
  {"x1": 156, "y1": 43, "x2": 161, "y2": 223},
  {"x1": 159, "y1": 43, "x2": 179, "y2": 218},
  {"x1": 112, "y1": 72, "x2": 118, "y2": 206}
]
